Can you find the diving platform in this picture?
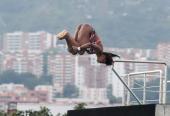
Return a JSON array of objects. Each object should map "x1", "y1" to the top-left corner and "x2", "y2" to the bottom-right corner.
[{"x1": 68, "y1": 104, "x2": 170, "y2": 116}]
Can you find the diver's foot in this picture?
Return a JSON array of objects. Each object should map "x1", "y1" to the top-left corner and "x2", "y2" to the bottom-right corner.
[{"x1": 56, "y1": 30, "x2": 68, "y2": 40}]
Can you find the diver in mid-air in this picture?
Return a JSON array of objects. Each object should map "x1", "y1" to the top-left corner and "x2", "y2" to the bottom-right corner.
[{"x1": 56, "y1": 24, "x2": 119, "y2": 65}]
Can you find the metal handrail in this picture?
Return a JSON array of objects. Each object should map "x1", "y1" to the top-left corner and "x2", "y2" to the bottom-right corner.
[
  {"x1": 112, "y1": 67, "x2": 142, "y2": 104},
  {"x1": 113, "y1": 60, "x2": 167, "y2": 104}
]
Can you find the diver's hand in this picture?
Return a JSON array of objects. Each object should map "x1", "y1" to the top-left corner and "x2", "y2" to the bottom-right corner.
[{"x1": 72, "y1": 46, "x2": 79, "y2": 52}]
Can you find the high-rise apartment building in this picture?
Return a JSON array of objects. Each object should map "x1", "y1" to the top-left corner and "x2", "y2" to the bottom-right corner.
[
  {"x1": 76, "y1": 54, "x2": 108, "y2": 89},
  {"x1": 28, "y1": 31, "x2": 53, "y2": 53},
  {"x1": 3, "y1": 32, "x2": 25, "y2": 53},
  {"x1": 107, "y1": 62, "x2": 125, "y2": 97},
  {"x1": 2, "y1": 31, "x2": 54, "y2": 75},
  {"x1": 157, "y1": 42, "x2": 170, "y2": 65},
  {"x1": 3, "y1": 53, "x2": 43, "y2": 76},
  {"x1": 75, "y1": 54, "x2": 108, "y2": 103},
  {"x1": 3, "y1": 31, "x2": 54, "y2": 53},
  {"x1": 48, "y1": 54, "x2": 76, "y2": 92}
]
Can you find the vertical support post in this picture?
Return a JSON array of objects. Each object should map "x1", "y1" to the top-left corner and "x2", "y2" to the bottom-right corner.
[
  {"x1": 112, "y1": 67, "x2": 142, "y2": 105},
  {"x1": 122, "y1": 76, "x2": 127, "y2": 105},
  {"x1": 94, "y1": 65, "x2": 97, "y2": 104},
  {"x1": 127, "y1": 74, "x2": 130, "y2": 105},
  {"x1": 159, "y1": 71, "x2": 163, "y2": 104},
  {"x1": 163, "y1": 65, "x2": 168, "y2": 104},
  {"x1": 122, "y1": 84, "x2": 126, "y2": 105},
  {"x1": 143, "y1": 74, "x2": 146, "y2": 104}
]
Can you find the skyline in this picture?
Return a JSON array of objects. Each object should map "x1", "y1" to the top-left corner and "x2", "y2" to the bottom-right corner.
[{"x1": 0, "y1": 31, "x2": 169, "y2": 105}]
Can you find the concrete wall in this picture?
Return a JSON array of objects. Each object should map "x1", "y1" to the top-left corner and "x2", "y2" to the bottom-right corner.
[{"x1": 156, "y1": 105, "x2": 170, "y2": 116}]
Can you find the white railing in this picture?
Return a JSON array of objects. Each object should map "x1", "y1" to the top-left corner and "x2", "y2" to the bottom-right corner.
[
  {"x1": 126, "y1": 70, "x2": 162, "y2": 105},
  {"x1": 112, "y1": 60, "x2": 168, "y2": 105}
]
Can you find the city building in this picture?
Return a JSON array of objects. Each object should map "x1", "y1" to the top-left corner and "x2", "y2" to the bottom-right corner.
[
  {"x1": 108, "y1": 62, "x2": 125, "y2": 97},
  {"x1": 34, "y1": 85, "x2": 53, "y2": 103},
  {"x1": 3, "y1": 32, "x2": 25, "y2": 53},
  {"x1": 0, "y1": 83, "x2": 54, "y2": 103},
  {"x1": 80, "y1": 87, "x2": 108, "y2": 104},
  {"x1": 27, "y1": 31, "x2": 54, "y2": 53},
  {"x1": 0, "y1": 83, "x2": 27, "y2": 94},
  {"x1": 3, "y1": 31, "x2": 54, "y2": 53},
  {"x1": 48, "y1": 54, "x2": 76, "y2": 93},
  {"x1": 2, "y1": 53, "x2": 43, "y2": 76},
  {"x1": 157, "y1": 42, "x2": 170, "y2": 65},
  {"x1": 0, "y1": 83, "x2": 29, "y2": 103},
  {"x1": 75, "y1": 54, "x2": 108, "y2": 103},
  {"x1": 76, "y1": 54, "x2": 108, "y2": 89}
]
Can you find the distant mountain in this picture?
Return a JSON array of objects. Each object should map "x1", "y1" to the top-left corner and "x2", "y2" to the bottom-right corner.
[{"x1": 0, "y1": 0, "x2": 170, "y2": 48}]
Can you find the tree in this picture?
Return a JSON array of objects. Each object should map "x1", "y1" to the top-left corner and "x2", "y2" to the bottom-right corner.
[
  {"x1": 73, "y1": 103, "x2": 87, "y2": 110},
  {"x1": 63, "y1": 84, "x2": 79, "y2": 98},
  {"x1": 0, "y1": 103, "x2": 87, "y2": 116},
  {"x1": 37, "y1": 107, "x2": 53, "y2": 116},
  {"x1": 0, "y1": 70, "x2": 52, "y2": 89},
  {"x1": 39, "y1": 74, "x2": 53, "y2": 85},
  {"x1": 12, "y1": 107, "x2": 53, "y2": 116},
  {"x1": 58, "y1": 103, "x2": 87, "y2": 116},
  {"x1": 0, "y1": 112, "x2": 6, "y2": 116}
]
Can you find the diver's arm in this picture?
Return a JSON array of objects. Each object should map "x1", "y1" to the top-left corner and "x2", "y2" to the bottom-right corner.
[
  {"x1": 79, "y1": 43, "x2": 91, "y2": 49},
  {"x1": 90, "y1": 42, "x2": 103, "y2": 55}
]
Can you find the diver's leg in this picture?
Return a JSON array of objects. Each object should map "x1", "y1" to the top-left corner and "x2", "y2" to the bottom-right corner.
[
  {"x1": 57, "y1": 30, "x2": 79, "y2": 55},
  {"x1": 74, "y1": 24, "x2": 82, "y2": 40}
]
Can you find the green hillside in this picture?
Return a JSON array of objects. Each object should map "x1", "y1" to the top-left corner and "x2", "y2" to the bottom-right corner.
[{"x1": 0, "y1": 0, "x2": 170, "y2": 48}]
